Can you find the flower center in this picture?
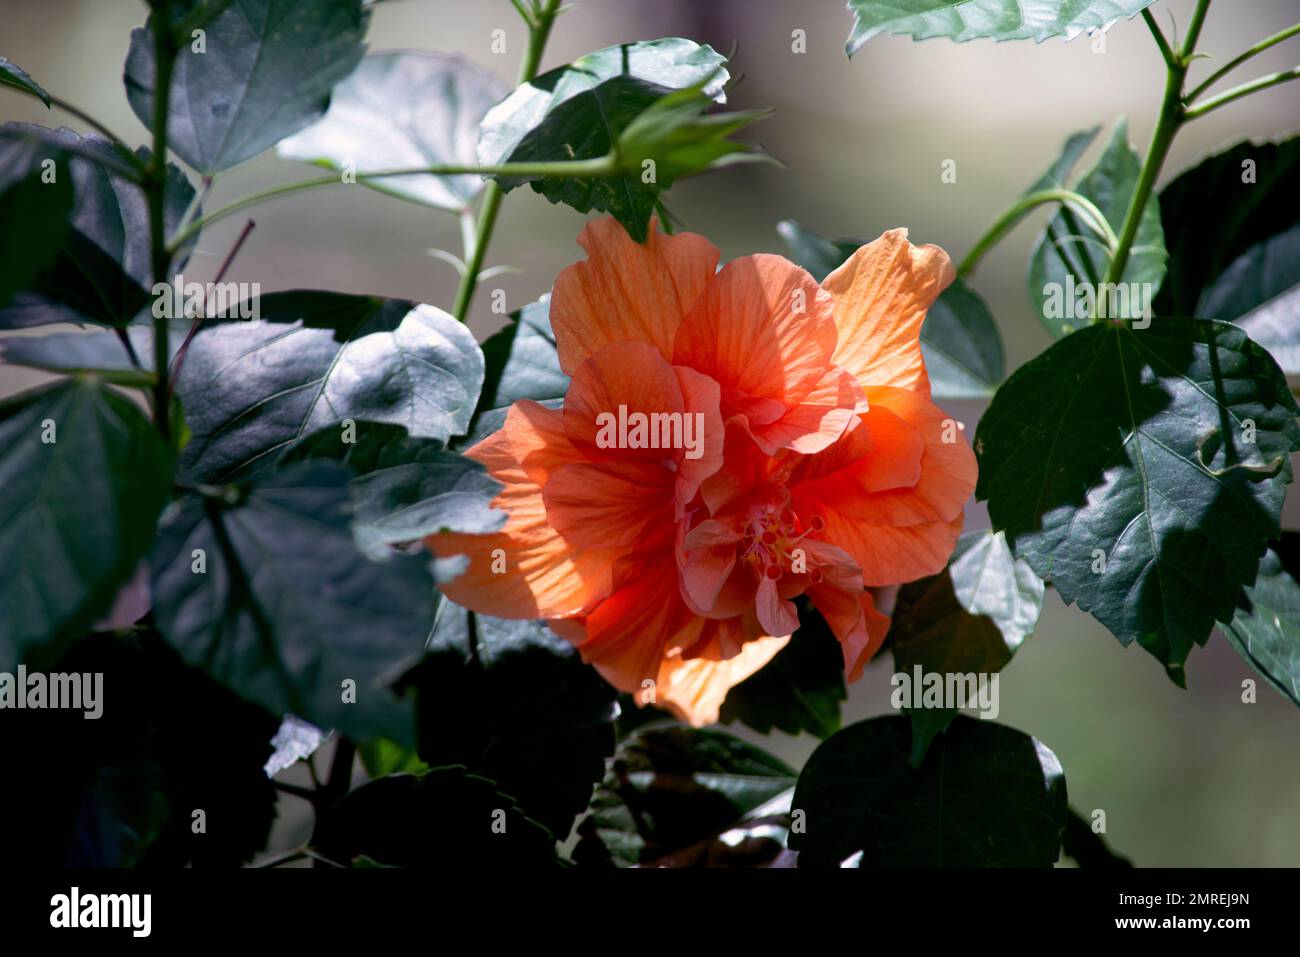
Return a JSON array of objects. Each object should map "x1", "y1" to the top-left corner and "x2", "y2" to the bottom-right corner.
[{"x1": 739, "y1": 503, "x2": 824, "y2": 581}]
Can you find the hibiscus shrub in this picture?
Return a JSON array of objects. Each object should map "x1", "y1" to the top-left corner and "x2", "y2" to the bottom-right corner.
[{"x1": 1, "y1": 0, "x2": 1297, "y2": 869}]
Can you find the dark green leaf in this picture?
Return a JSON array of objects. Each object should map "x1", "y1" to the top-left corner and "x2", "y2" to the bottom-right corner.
[
  {"x1": 0, "y1": 148, "x2": 72, "y2": 308},
  {"x1": 284, "y1": 420, "x2": 502, "y2": 559},
  {"x1": 149, "y1": 461, "x2": 435, "y2": 747},
  {"x1": 975, "y1": 318, "x2": 1300, "y2": 678},
  {"x1": 775, "y1": 219, "x2": 859, "y2": 281},
  {"x1": 574, "y1": 726, "x2": 797, "y2": 867},
  {"x1": 0, "y1": 322, "x2": 186, "y2": 385},
  {"x1": 1224, "y1": 535, "x2": 1300, "y2": 707},
  {"x1": 1, "y1": 629, "x2": 279, "y2": 867},
  {"x1": 278, "y1": 50, "x2": 505, "y2": 210},
  {"x1": 467, "y1": 293, "x2": 568, "y2": 443},
  {"x1": 124, "y1": 0, "x2": 369, "y2": 174},
  {"x1": 845, "y1": 0, "x2": 1157, "y2": 52},
  {"x1": 920, "y1": 275, "x2": 1004, "y2": 397},
  {"x1": 356, "y1": 737, "x2": 428, "y2": 778},
  {"x1": 350, "y1": 452, "x2": 502, "y2": 560},
  {"x1": 790, "y1": 715, "x2": 1067, "y2": 867},
  {"x1": 313, "y1": 768, "x2": 560, "y2": 867},
  {"x1": 1025, "y1": 126, "x2": 1100, "y2": 195},
  {"x1": 396, "y1": 605, "x2": 617, "y2": 838},
  {"x1": 1029, "y1": 120, "x2": 1166, "y2": 337},
  {"x1": 0, "y1": 56, "x2": 51, "y2": 106},
  {"x1": 0, "y1": 379, "x2": 172, "y2": 671},
  {"x1": 1061, "y1": 806, "x2": 1133, "y2": 867},
  {"x1": 889, "y1": 529, "x2": 1045, "y2": 764},
  {"x1": 1155, "y1": 137, "x2": 1300, "y2": 373},
  {"x1": 0, "y1": 125, "x2": 195, "y2": 329},
  {"x1": 719, "y1": 600, "x2": 846, "y2": 739},
  {"x1": 776, "y1": 220, "x2": 1004, "y2": 397},
  {"x1": 477, "y1": 38, "x2": 729, "y2": 242},
  {"x1": 175, "y1": 292, "x2": 483, "y2": 483}
]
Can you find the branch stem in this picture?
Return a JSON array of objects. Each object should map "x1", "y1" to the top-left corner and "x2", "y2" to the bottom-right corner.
[
  {"x1": 957, "y1": 189, "x2": 1117, "y2": 278},
  {"x1": 167, "y1": 154, "x2": 611, "y2": 253},
  {"x1": 1186, "y1": 21, "x2": 1300, "y2": 102},
  {"x1": 451, "y1": 0, "x2": 563, "y2": 322}
]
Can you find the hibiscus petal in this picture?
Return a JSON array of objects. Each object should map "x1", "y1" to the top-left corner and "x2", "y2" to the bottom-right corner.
[
  {"x1": 578, "y1": 562, "x2": 704, "y2": 694},
  {"x1": 747, "y1": 364, "x2": 862, "y2": 456},
  {"x1": 429, "y1": 402, "x2": 618, "y2": 618},
  {"x1": 551, "y1": 217, "x2": 719, "y2": 374},
  {"x1": 656, "y1": 632, "x2": 791, "y2": 727},
  {"x1": 791, "y1": 395, "x2": 926, "y2": 491},
  {"x1": 542, "y1": 458, "x2": 675, "y2": 550},
  {"x1": 755, "y1": 574, "x2": 799, "y2": 638},
  {"x1": 674, "y1": 254, "x2": 839, "y2": 443},
  {"x1": 679, "y1": 519, "x2": 740, "y2": 612},
  {"x1": 808, "y1": 584, "x2": 890, "y2": 682},
  {"x1": 672, "y1": 365, "x2": 725, "y2": 511},
  {"x1": 823, "y1": 228, "x2": 954, "y2": 395}
]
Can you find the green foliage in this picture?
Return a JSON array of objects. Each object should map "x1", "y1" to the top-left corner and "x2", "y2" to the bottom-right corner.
[
  {"x1": 398, "y1": 605, "x2": 618, "y2": 839},
  {"x1": 1225, "y1": 534, "x2": 1300, "y2": 708},
  {"x1": 845, "y1": 0, "x2": 1158, "y2": 52},
  {"x1": 574, "y1": 727, "x2": 797, "y2": 867},
  {"x1": 0, "y1": 126, "x2": 195, "y2": 330},
  {"x1": 124, "y1": 0, "x2": 369, "y2": 174},
  {"x1": 976, "y1": 318, "x2": 1300, "y2": 679},
  {"x1": 1, "y1": 628, "x2": 279, "y2": 867},
  {"x1": 0, "y1": 0, "x2": 1293, "y2": 873},
  {"x1": 477, "y1": 38, "x2": 734, "y2": 241},
  {"x1": 278, "y1": 50, "x2": 506, "y2": 210},
  {"x1": 1156, "y1": 137, "x2": 1300, "y2": 373},
  {"x1": 312, "y1": 768, "x2": 560, "y2": 867},
  {"x1": 1029, "y1": 121, "x2": 1167, "y2": 336},
  {"x1": 0, "y1": 56, "x2": 51, "y2": 106},
  {"x1": 0, "y1": 379, "x2": 172, "y2": 672},
  {"x1": 790, "y1": 715, "x2": 1067, "y2": 867},
  {"x1": 149, "y1": 462, "x2": 433, "y2": 747},
  {"x1": 468, "y1": 293, "x2": 569, "y2": 443},
  {"x1": 174, "y1": 293, "x2": 483, "y2": 482},
  {"x1": 889, "y1": 530, "x2": 1045, "y2": 763}
]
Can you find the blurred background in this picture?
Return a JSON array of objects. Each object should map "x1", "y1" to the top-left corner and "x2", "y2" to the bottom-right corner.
[{"x1": 3, "y1": 0, "x2": 1299, "y2": 866}]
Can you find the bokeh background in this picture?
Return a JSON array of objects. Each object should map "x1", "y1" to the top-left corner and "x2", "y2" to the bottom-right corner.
[{"x1": 4, "y1": 0, "x2": 1299, "y2": 866}]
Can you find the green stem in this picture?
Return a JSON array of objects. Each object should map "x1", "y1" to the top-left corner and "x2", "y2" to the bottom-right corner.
[
  {"x1": 1180, "y1": 0, "x2": 1214, "y2": 60},
  {"x1": 957, "y1": 189, "x2": 1117, "y2": 278},
  {"x1": 1142, "y1": 9, "x2": 1177, "y2": 69},
  {"x1": 167, "y1": 155, "x2": 611, "y2": 253},
  {"x1": 1185, "y1": 66, "x2": 1300, "y2": 118},
  {"x1": 1096, "y1": 10, "x2": 1200, "y2": 310},
  {"x1": 1186, "y1": 21, "x2": 1300, "y2": 102},
  {"x1": 451, "y1": 0, "x2": 563, "y2": 322},
  {"x1": 148, "y1": 0, "x2": 178, "y2": 443}
]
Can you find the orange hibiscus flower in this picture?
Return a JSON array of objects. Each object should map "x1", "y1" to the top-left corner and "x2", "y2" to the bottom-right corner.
[{"x1": 429, "y1": 218, "x2": 976, "y2": 726}]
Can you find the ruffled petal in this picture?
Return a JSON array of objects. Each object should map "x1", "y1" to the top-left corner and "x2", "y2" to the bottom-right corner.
[
  {"x1": 809, "y1": 584, "x2": 890, "y2": 682},
  {"x1": 822, "y1": 228, "x2": 954, "y2": 394},
  {"x1": 674, "y1": 254, "x2": 843, "y2": 451},
  {"x1": 429, "y1": 401, "x2": 618, "y2": 618},
  {"x1": 656, "y1": 631, "x2": 791, "y2": 727},
  {"x1": 550, "y1": 217, "x2": 719, "y2": 374}
]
